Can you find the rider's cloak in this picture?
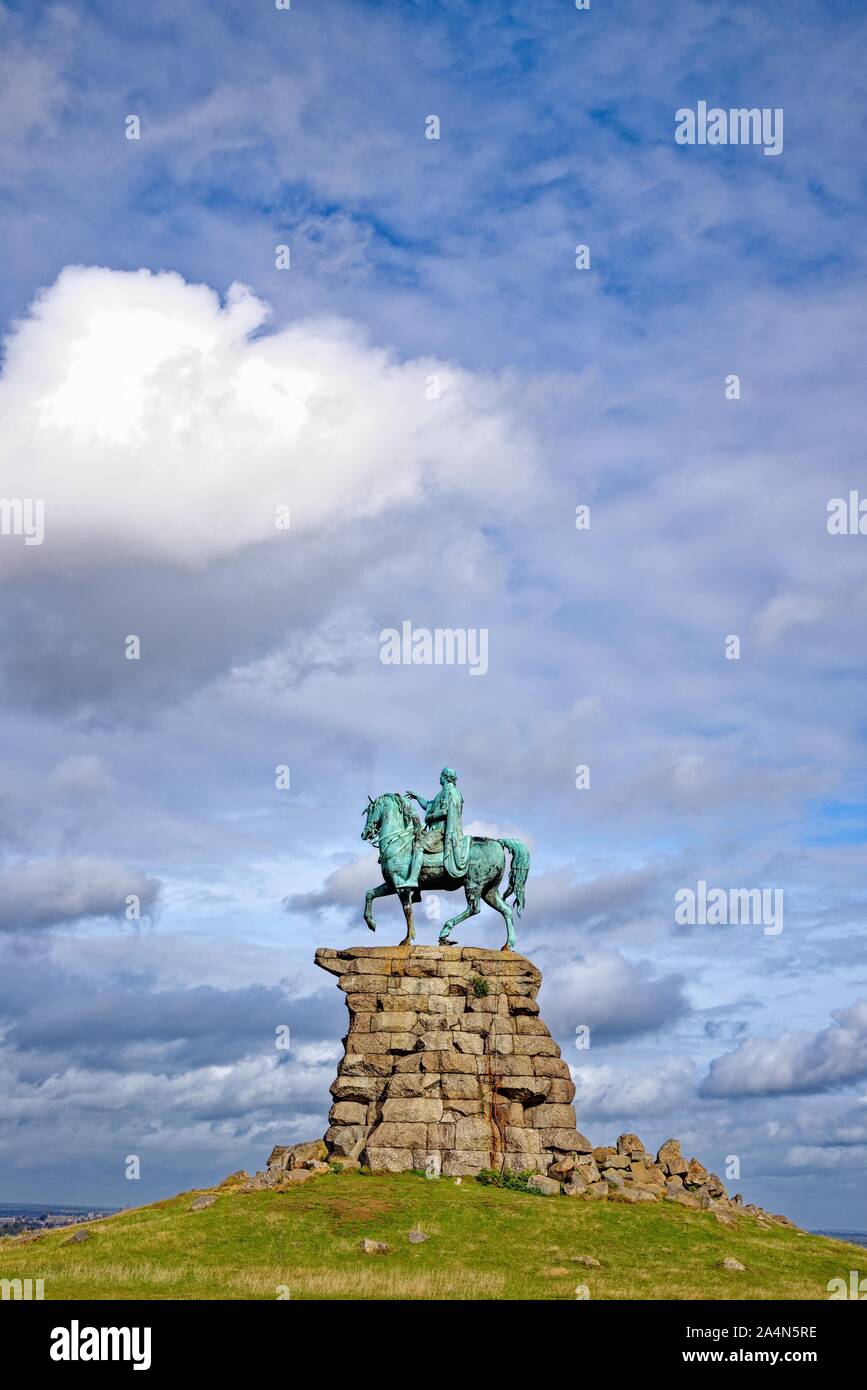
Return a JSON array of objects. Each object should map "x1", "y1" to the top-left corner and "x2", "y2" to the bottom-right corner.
[{"x1": 425, "y1": 781, "x2": 470, "y2": 877}]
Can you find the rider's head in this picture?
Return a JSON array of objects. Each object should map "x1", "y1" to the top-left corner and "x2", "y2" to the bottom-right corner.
[{"x1": 440, "y1": 766, "x2": 457, "y2": 785}]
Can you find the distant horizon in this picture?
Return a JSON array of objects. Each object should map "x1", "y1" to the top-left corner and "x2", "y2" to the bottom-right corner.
[{"x1": 0, "y1": 1201, "x2": 121, "y2": 1214}]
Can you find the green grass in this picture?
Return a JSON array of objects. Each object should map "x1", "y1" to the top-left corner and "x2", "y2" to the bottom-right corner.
[{"x1": 1, "y1": 1172, "x2": 862, "y2": 1301}]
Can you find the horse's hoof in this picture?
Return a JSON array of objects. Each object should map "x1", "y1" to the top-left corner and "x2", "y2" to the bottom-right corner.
[{"x1": 500, "y1": 943, "x2": 513, "y2": 952}]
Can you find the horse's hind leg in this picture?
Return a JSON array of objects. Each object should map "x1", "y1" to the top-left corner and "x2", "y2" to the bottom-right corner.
[
  {"x1": 364, "y1": 880, "x2": 395, "y2": 932},
  {"x1": 398, "y1": 889, "x2": 415, "y2": 947},
  {"x1": 483, "y1": 886, "x2": 515, "y2": 952},
  {"x1": 439, "y1": 893, "x2": 480, "y2": 945}
]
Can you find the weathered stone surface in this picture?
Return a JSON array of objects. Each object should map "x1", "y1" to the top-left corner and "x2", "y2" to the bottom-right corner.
[
  {"x1": 666, "y1": 1189, "x2": 700, "y2": 1209},
  {"x1": 454, "y1": 1115, "x2": 493, "y2": 1150},
  {"x1": 528, "y1": 1104, "x2": 579, "y2": 1130},
  {"x1": 381, "y1": 1097, "x2": 443, "y2": 1124},
  {"x1": 247, "y1": 1167, "x2": 314, "y2": 1189},
  {"x1": 546, "y1": 1078, "x2": 577, "y2": 1103},
  {"x1": 440, "y1": 1075, "x2": 479, "y2": 1100},
  {"x1": 329, "y1": 1101, "x2": 368, "y2": 1126},
  {"x1": 574, "y1": 1157, "x2": 601, "y2": 1183},
  {"x1": 514, "y1": 1035, "x2": 560, "y2": 1056},
  {"x1": 367, "y1": 1148, "x2": 414, "y2": 1172},
  {"x1": 502, "y1": 1150, "x2": 548, "y2": 1175},
  {"x1": 657, "y1": 1138, "x2": 689, "y2": 1176},
  {"x1": 331, "y1": 1076, "x2": 383, "y2": 1104},
  {"x1": 528, "y1": 1175, "x2": 562, "y2": 1196},
  {"x1": 370, "y1": 1011, "x2": 419, "y2": 1033},
  {"x1": 539, "y1": 1128, "x2": 592, "y2": 1152},
  {"x1": 548, "y1": 1155, "x2": 576, "y2": 1178},
  {"x1": 386, "y1": 1073, "x2": 439, "y2": 1098},
  {"x1": 426, "y1": 1123, "x2": 457, "y2": 1149},
  {"x1": 430, "y1": 1050, "x2": 477, "y2": 1074},
  {"x1": 267, "y1": 1138, "x2": 328, "y2": 1171},
  {"x1": 340, "y1": 1055, "x2": 393, "y2": 1077},
  {"x1": 616, "y1": 1133, "x2": 645, "y2": 1157},
  {"x1": 497, "y1": 1078, "x2": 550, "y2": 1104},
  {"x1": 442, "y1": 1150, "x2": 490, "y2": 1176},
  {"x1": 685, "y1": 1157, "x2": 709, "y2": 1188},
  {"x1": 505, "y1": 1126, "x2": 543, "y2": 1154},
  {"x1": 630, "y1": 1157, "x2": 664, "y2": 1184},
  {"x1": 532, "y1": 1057, "x2": 572, "y2": 1078},
  {"x1": 325, "y1": 1125, "x2": 366, "y2": 1159},
  {"x1": 442, "y1": 1099, "x2": 484, "y2": 1118},
  {"x1": 367, "y1": 1121, "x2": 427, "y2": 1149},
  {"x1": 593, "y1": 1146, "x2": 628, "y2": 1167}
]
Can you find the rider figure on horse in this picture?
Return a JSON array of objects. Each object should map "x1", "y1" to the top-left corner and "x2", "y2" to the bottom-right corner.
[
  {"x1": 360, "y1": 772, "x2": 529, "y2": 949},
  {"x1": 397, "y1": 766, "x2": 470, "y2": 888}
]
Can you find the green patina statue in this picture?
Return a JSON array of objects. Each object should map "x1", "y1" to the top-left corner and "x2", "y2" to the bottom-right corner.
[{"x1": 361, "y1": 767, "x2": 529, "y2": 950}]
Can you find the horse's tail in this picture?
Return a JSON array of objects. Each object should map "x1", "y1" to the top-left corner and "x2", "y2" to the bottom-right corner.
[{"x1": 499, "y1": 838, "x2": 530, "y2": 916}]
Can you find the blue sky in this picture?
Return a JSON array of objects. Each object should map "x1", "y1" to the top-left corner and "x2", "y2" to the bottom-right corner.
[{"x1": 1, "y1": 0, "x2": 866, "y2": 1232}]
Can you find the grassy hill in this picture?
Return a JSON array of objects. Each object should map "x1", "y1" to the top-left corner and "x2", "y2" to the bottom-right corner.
[{"x1": 1, "y1": 1170, "x2": 861, "y2": 1301}]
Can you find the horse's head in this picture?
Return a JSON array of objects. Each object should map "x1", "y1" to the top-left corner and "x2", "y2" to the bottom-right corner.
[
  {"x1": 362, "y1": 792, "x2": 419, "y2": 844},
  {"x1": 361, "y1": 794, "x2": 382, "y2": 843}
]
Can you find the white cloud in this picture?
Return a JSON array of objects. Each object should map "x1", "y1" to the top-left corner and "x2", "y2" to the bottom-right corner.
[
  {"x1": 701, "y1": 1001, "x2": 867, "y2": 1098},
  {"x1": 0, "y1": 266, "x2": 534, "y2": 572},
  {"x1": 752, "y1": 591, "x2": 827, "y2": 646},
  {"x1": 571, "y1": 1057, "x2": 696, "y2": 1118},
  {"x1": 0, "y1": 856, "x2": 160, "y2": 931},
  {"x1": 784, "y1": 1144, "x2": 867, "y2": 1171},
  {"x1": 52, "y1": 755, "x2": 115, "y2": 796}
]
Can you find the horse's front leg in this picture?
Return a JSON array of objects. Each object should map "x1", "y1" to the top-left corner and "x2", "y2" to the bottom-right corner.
[{"x1": 364, "y1": 880, "x2": 395, "y2": 932}]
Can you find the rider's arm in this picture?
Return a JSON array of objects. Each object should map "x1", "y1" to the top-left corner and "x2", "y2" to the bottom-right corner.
[{"x1": 407, "y1": 791, "x2": 430, "y2": 810}]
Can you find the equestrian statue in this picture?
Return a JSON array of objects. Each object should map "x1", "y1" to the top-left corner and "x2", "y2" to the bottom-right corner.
[{"x1": 360, "y1": 767, "x2": 529, "y2": 950}]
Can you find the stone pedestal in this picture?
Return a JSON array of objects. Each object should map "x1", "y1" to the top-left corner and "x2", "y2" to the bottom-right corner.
[{"x1": 315, "y1": 944, "x2": 591, "y2": 1177}]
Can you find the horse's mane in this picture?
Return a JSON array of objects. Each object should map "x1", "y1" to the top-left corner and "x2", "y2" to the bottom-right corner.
[
  {"x1": 396, "y1": 793, "x2": 422, "y2": 832},
  {"x1": 366, "y1": 791, "x2": 421, "y2": 833}
]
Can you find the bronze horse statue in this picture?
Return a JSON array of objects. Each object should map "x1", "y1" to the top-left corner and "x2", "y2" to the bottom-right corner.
[{"x1": 360, "y1": 792, "x2": 529, "y2": 950}]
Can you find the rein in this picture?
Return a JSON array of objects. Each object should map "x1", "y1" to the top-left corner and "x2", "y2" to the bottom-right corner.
[
  {"x1": 367, "y1": 795, "x2": 418, "y2": 859},
  {"x1": 377, "y1": 826, "x2": 416, "y2": 857}
]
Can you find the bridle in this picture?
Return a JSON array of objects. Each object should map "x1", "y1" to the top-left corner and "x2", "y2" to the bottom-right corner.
[{"x1": 364, "y1": 794, "x2": 417, "y2": 855}]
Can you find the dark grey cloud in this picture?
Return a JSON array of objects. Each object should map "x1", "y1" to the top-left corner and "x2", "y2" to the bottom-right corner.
[
  {"x1": 539, "y1": 948, "x2": 689, "y2": 1044},
  {"x1": 6, "y1": 979, "x2": 339, "y2": 1078}
]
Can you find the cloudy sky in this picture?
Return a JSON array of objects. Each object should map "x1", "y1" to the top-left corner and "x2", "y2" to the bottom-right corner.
[{"x1": 1, "y1": 0, "x2": 866, "y2": 1231}]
